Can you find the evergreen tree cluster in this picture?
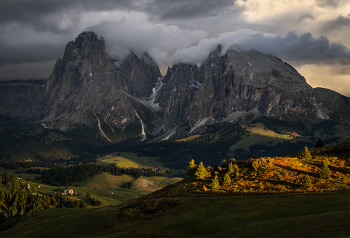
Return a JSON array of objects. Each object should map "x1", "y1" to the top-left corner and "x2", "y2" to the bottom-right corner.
[
  {"x1": 40, "y1": 164, "x2": 166, "y2": 186},
  {"x1": 0, "y1": 173, "x2": 87, "y2": 223},
  {"x1": 130, "y1": 124, "x2": 247, "y2": 169},
  {"x1": 84, "y1": 192, "x2": 101, "y2": 206}
]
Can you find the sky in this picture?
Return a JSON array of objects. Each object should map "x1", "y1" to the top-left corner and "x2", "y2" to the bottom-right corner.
[{"x1": 1, "y1": 0, "x2": 350, "y2": 96}]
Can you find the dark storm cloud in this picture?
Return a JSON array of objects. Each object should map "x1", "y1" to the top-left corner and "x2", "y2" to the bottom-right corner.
[
  {"x1": 0, "y1": 0, "x2": 135, "y2": 33},
  {"x1": 244, "y1": 31, "x2": 350, "y2": 62},
  {"x1": 316, "y1": 0, "x2": 345, "y2": 8},
  {"x1": 143, "y1": 0, "x2": 238, "y2": 20},
  {"x1": 0, "y1": 40, "x2": 63, "y2": 65},
  {"x1": 170, "y1": 30, "x2": 350, "y2": 65},
  {"x1": 0, "y1": 0, "x2": 237, "y2": 33},
  {"x1": 317, "y1": 15, "x2": 350, "y2": 34}
]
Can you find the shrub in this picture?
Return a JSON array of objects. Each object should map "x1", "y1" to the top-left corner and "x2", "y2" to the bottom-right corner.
[
  {"x1": 301, "y1": 146, "x2": 312, "y2": 160},
  {"x1": 252, "y1": 158, "x2": 274, "y2": 172},
  {"x1": 211, "y1": 175, "x2": 219, "y2": 191},
  {"x1": 223, "y1": 173, "x2": 231, "y2": 187},
  {"x1": 320, "y1": 159, "x2": 331, "y2": 179},
  {"x1": 303, "y1": 175, "x2": 312, "y2": 190}
]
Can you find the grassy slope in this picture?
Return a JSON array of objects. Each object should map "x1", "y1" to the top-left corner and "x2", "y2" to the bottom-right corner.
[
  {"x1": 230, "y1": 123, "x2": 304, "y2": 151},
  {"x1": 175, "y1": 135, "x2": 202, "y2": 142},
  {"x1": 1, "y1": 192, "x2": 350, "y2": 238},
  {"x1": 0, "y1": 168, "x2": 40, "y2": 180},
  {"x1": 95, "y1": 152, "x2": 163, "y2": 168},
  {"x1": 230, "y1": 121, "x2": 350, "y2": 153},
  {"x1": 140, "y1": 176, "x2": 184, "y2": 188},
  {"x1": 32, "y1": 173, "x2": 182, "y2": 206}
]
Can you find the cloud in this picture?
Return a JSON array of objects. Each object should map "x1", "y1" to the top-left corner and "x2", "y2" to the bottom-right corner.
[
  {"x1": 0, "y1": 0, "x2": 136, "y2": 34},
  {"x1": 170, "y1": 30, "x2": 350, "y2": 65},
  {"x1": 317, "y1": 15, "x2": 350, "y2": 34},
  {"x1": 0, "y1": 26, "x2": 70, "y2": 66},
  {"x1": 296, "y1": 64, "x2": 350, "y2": 96},
  {"x1": 316, "y1": 0, "x2": 345, "y2": 8},
  {"x1": 86, "y1": 18, "x2": 207, "y2": 67},
  {"x1": 0, "y1": 0, "x2": 239, "y2": 34},
  {"x1": 143, "y1": 0, "x2": 238, "y2": 20},
  {"x1": 0, "y1": 61, "x2": 56, "y2": 80}
]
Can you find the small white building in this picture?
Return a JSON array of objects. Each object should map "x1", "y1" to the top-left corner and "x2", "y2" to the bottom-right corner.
[{"x1": 63, "y1": 189, "x2": 74, "y2": 195}]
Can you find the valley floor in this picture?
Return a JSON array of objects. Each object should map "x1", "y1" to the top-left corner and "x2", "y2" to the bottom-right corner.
[{"x1": 1, "y1": 191, "x2": 350, "y2": 238}]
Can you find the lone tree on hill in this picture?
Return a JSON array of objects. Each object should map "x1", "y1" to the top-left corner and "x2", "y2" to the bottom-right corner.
[
  {"x1": 303, "y1": 174, "x2": 312, "y2": 190},
  {"x1": 315, "y1": 138, "x2": 324, "y2": 148},
  {"x1": 320, "y1": 159, "x2": 331, "y2": 179},
  {"x1": 301, "y1": 146, "x2": 312, "y2": 160},
  {"x1": 223, "y1": 173, "x2": 231, "y2": 187},
  {"x1": 195, "y1": 162, "x2": 207, "y2": 180},
  {"x1": 186, "y1": 159, "x2": 197, "y2": 177},
  {"x1": 211, "y1": 175, "x2": 220, "y2": 191}
]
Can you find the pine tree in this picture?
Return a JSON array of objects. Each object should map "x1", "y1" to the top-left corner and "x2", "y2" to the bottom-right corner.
[
  {"x1": 320, "y1": 159, "x2": 331, "y2": 179},
  {"x1": 186, "y1": 159, "x2": 197, "y2": 177},
  {"x1": 211, "y1": 175, "x2": 220, "y2": 191},
  {"x1": 85, "y1": 192, "x2": 91, "y2": 202},
  {"x1": 315, "y1": 138, "x2": 324, "y2": 148},
  {"x1": 303, "y1": 175, "x2": 312, "y2": 190},
  {"x1": 228, "y1": 163, "x2": 234, "y2": 175},
  {"x1": 301, "y1": 146, "x2": 312, "y2": 160},
  {"x1": 223, "y1": 173, "x2": 231, "y2": 187},
  {"x1": 194, "y1": 162, "x2": 207, "y2": 179}
]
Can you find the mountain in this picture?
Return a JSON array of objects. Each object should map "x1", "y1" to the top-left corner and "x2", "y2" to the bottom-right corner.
[
  {"x1": 154, "y1": 45, "x2": 350, "y2": 138},
  {"x1": 41, "y1": 31, "x2": 161, "y2": 134},
  {"x1": 0, "y1": 80, "x2": 46, "y2": 124},
  {"x1": 1, "y1": 31, "x2": 350, "y2": 141}
]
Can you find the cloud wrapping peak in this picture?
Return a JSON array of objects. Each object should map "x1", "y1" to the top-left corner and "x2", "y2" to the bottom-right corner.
[
  {"x1": 86, "y1": 19, "x2": 207, "y2": 66},
  {"x1": 170, "y1": 30, "x2": 350, "y2": 65}
]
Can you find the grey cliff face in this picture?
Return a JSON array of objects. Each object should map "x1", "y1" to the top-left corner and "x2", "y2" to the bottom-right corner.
[
  {"x1": 153, "y1": 46, "x2": 350, "y2": 136},
  {"x1": 1, "y1": 32, "x2": 350, "y2": 142},
  {"x1": 42, "y1": 31, "x2": 160, "y2": 133}
]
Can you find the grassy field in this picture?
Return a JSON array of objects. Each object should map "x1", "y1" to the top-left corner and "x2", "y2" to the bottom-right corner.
[
  {"x1": 175, "y1": 135, "x2": 202, "y2": 142},
  {"x1": 96, "y1": 152, "x2": 164, "y2": 168},
  {"x1": 33, "y1": 182, "x2": 148, "y2": 207},
  {"x1": 0, "y1": 168, "x2": 40, "y2": 180},
  {"x1": 2, "y1": 191, "x2": 350, "y2": 237},
  {"x1": 44, "y1": 132, "x2": 73, "y2": 144},
  {"x1": 28, "y1": 173, "x2": 182, "y2": 207},
  {"x1": 141, "y1": 176, "x2": 184, "y2": 188},
  {"x1": 75, "y1": 172, "x2": 134, "y2": 190},
  {"x1": 230, "y1": 123, "x2": 301, "y2": 151}
]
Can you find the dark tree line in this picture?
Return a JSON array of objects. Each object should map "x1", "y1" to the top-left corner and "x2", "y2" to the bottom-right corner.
[
  {"x1": 39, "y1": 164, "x2": 167, "y2": 186},
  {"x1": 0, "y1": 173, "x2": 87, "y2": 223},
  {"x1": 84, "y1": 192, "x2": 101, "y2": 206},
  {"x1": 128, "y1": 124, "x2": 247, "y2": 169}
]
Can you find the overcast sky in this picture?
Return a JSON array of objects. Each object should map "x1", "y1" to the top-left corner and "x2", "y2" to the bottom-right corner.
[{"x1": 1, "y1": 0, "x2": 350, "y2": 96}]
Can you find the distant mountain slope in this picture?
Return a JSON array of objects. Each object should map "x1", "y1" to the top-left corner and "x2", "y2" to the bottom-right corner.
[
  {"x1": 1, "y1": 31, "x2": 350, "y2": 142},
  {"x1": 154, "y1": 45, "x2": 350, "y2": 138}
]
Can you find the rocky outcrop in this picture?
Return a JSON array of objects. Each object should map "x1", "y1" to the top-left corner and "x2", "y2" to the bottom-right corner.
[
  {"x1": 0, "y1": 80, "x2": 46, "y2": 122},
  {"x1": 42, "y1": 31, "x2": 161, "y2": 132},
  {"x1": 1, "y1": 32, "x2": 350, "y2": 142},
  {"x1": 153, "y1": 46, "x2": 350, "y2": 136}
]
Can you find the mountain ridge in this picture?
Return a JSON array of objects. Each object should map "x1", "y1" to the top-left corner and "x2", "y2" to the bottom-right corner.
[{"x1": 1, "y1": 31, "x2": 350, "y2": 141}]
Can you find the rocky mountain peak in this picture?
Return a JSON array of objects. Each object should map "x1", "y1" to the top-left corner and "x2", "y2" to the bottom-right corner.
[{"x1": 1, "y1": 33, "x2": 350, "y2": 142}]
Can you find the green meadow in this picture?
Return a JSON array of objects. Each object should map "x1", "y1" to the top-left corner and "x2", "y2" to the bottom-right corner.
[
  {"x1": 95, "y1": 152, "x2": 163, "y2": 168},
  {"x1": 2, "y1": 191, "x2": 350, "y2": 238}
]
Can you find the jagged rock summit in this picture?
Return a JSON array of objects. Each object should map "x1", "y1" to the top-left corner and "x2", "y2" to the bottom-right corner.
[
  {"x1": 153, "y1": 45, "x2": 350, "y2": 137},
  {"x1": 42, "y1": 31, "x2": 161, "y2": 134},
  {"x1": 1, "y1": 32, "x2": 350, "y2": 142}
]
